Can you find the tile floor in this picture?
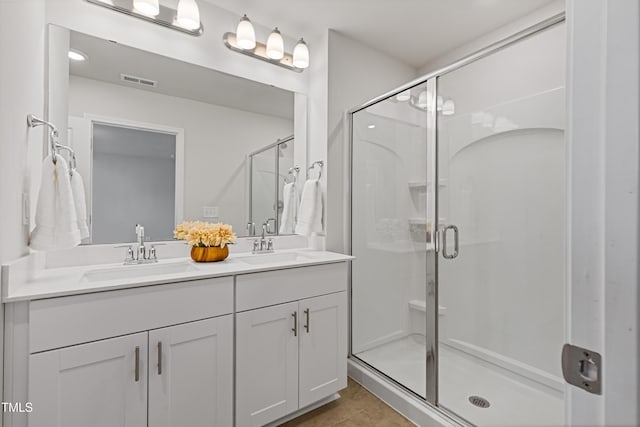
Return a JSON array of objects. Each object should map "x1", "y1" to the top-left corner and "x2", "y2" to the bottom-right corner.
[{"x1": 281, "y1": 378, "x2": 414, "y2": 427}]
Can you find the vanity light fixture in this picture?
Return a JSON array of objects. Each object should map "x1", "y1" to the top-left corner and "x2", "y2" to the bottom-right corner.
[
  {"x1": 223, "y1": 15, "x2": 309, "y2": 72},
  {"x1": 68, "y1": 49, "x2": 88, "y2": 61},
  {"x1": 86, "y1": 0, "x2": 204, "y2": 36}
]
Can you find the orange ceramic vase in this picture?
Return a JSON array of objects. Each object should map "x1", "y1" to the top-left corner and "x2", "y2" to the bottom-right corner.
[{"x1": 190, "y1": 245, "x2": 229, "y2": 262}]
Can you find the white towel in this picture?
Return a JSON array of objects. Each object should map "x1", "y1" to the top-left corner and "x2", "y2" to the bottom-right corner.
[
  {"x1": 279, "y1": 182, "x2": 299, "y2": 234},
  {"x1": 30, "y1": 154, "x2": 82, "y2": 250},
  {"x1": 295, "y1": 179, "x2": 323, "y2": 236},
  {"x1": 70, "y1": 170, "x2": 90, "y2": 239}
]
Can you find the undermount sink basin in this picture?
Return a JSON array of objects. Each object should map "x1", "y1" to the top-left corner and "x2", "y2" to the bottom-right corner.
[
  {"x1": 236, "y1": 252, "x2": 312, "y2": 265},
  {"x1": 82, "y1": 261, "x2": 198, "y2": 282}
]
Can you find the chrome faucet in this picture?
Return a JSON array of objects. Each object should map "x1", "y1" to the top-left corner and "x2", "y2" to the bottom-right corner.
[
  {"x1": 252, "y1": 222, "x2": 274, "y2": 254},
  {"x1": 123, "y1": 224, "x2": 158, "y2": 264}
]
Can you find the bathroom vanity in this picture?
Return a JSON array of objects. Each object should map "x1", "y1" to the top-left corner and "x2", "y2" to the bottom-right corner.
[{"x1": 2, "y1": 250, "x2": 351, "y2": 427}]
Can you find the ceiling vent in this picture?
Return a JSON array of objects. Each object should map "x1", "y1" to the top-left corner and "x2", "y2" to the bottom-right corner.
[{"x1": 120, "y1": 73, "x2": 158, "y2": 88}]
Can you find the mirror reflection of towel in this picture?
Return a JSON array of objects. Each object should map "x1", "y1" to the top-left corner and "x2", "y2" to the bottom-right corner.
[
  {"x1": 279, "y1": 182, "x2": 299, "y2": 234},
  {"x1": 295, "y1": 179, "x2": 322, "y2": 236},
  {"x1": 30, "y1": 154, "x2": 82, "y2": 250},
  {"x1": 70, "y1": 171, "x2": 90, "y2": 239}
]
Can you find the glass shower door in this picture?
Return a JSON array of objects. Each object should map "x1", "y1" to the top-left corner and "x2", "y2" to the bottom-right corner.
[
  {"x1": 351, "y1": 80, "x2": 434, "y2": 399},
  {"x1": 435, "y1": 24, "x2": 565, "y2": 426}
]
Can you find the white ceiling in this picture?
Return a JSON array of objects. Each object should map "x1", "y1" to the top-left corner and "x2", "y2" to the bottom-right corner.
[
  {"x1": 202, "y1": 0, "x2": 557, "y2": 68},
  {"x1": 69, "y1": 31, "x2": 295, "y2": 120}
]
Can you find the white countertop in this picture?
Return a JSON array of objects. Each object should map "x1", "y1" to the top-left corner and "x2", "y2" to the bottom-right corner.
[{"x1": 2, "y1": 249, "x2": 353, "y2": 302}]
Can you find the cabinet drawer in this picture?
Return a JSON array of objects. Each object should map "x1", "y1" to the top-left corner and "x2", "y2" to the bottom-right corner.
[
  {"x1": 236, "y1": 263, "x2": 347, "y2": 312},
  {"x1": 30, "y1": 277, "x2": 233, "y2": 353}
]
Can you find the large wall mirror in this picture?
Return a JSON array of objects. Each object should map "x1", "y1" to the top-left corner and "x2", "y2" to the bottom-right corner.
[{"x1": 46, "y1": 25, "x2": 306, "y2": 244}]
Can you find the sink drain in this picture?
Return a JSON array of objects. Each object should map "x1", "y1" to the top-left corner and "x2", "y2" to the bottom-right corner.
[{"x1": 468, "y1": 395, "x2": 490, "y2": 408}]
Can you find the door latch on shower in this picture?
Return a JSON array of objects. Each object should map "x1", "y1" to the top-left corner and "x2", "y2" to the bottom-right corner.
[{"x1": 561, "y1": 343, "x2": 602, "y2": 395}]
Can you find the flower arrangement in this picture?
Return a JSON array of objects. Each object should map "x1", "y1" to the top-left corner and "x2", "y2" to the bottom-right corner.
[{"x1": 174, "y1": 221, "x2": 237, "y2": 248}]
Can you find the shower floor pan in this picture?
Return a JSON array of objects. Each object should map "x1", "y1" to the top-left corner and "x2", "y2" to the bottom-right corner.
[{"x1": 355, "y1": 335, "x2": 563, "y2": 426}]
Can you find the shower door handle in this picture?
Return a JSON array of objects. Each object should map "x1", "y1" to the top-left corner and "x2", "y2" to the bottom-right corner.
[{"x1": 442, "y1": 225, "x2": 459, "y2": 259}]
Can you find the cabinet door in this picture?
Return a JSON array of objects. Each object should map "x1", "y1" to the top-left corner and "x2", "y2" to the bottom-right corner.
[
  {"x1": 299, "y1": 291, "x2": 348, "y2": 407},
  {"x1": 29, "y1": 333, "x2": 147, "y2": 427},
  {"x1": 148, "y1": 316, "x2": 233, "y2": 427},
  {"x1": 236, "y1": 302, "x2": 299, "y2": 427}
]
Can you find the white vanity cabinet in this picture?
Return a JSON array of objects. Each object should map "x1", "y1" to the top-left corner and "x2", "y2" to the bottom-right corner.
[
  {"x1": 29, "y1": 332, "x2": 149, "y2": 427},
  {"x1": 19, "y1": 277, "x2": 234, "y2": 427},
  {"x1": 3, "y1": 256, "x2": 352, "y2": 427},
  {"x1": 235, "y1": 263, "x2": 348, "y2": 427},
  {"x1": 30, "y1": 316, "x2": 233, "y2": 427},
  {"x1": 148, "y1": 316, "x2": 233, "y2": 427}
]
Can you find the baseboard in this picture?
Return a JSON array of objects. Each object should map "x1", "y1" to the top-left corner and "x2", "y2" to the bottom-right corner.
[{"x1": 264, "y1": 393, "x2": 340, "y2": 427}]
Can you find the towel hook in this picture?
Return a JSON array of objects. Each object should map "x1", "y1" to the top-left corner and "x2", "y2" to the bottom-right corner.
[
  {"x1": 27, "y1": 114, "x2": 78, "y2": 173},
  {"x1": 285, "y1": 166, "x2": 300, "y2": 184},
  {"x1": 308, "y1": 160, "x2": 324, "y2": 180},
  {"x1": 27, "y1": 114, "x2": 60, "y2": 165}
]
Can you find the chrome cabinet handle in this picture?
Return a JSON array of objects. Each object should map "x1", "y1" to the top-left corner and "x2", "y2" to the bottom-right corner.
[
  {"x1": 304, "y1": 308, "x2": 310, "y2": 333},
  {"x1": 157, "y1": 342, "x2": 162, "y2": 375},
  {"x1": 442, "y1": 225, "x2": 459, "y2": 259},
  {"x1": 134, "y1": 346, "x2": 140, "y2": 382},
  {"x1": 292, "y1": 311, "x2": 298, "y2": 336}
]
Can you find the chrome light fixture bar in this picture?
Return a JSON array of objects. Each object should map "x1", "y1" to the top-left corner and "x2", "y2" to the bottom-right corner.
[
  {"x1": 223, "y1": 32, "x2": 304, "y2": 72},
  {"x1": 86, "y1": 0, "x2": 204, "y2": 36},
  {"x1": 223, "y1": 15, "x2": 309, "y2": 73}
]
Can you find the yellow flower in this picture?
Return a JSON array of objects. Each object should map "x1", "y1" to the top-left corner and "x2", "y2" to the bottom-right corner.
[{"x1": 174, "y1": 221, "x2": 237, "y2": 248}]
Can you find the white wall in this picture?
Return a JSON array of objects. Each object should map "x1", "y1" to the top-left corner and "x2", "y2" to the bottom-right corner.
[
  {"x1": 325, "y1": 30, "x2": 418, "y2": 253},
  {"x1": 68, "y1": 76, "x2": 293, "y2": 237},
  {"x1": 0, "y1": 0, "x2": 47, "y2": 421},
  {"x1": 418, "y1": 0, "x2": 565, "y2": 75},
  {"x1": 566, "y1": 1, "x2": 640, "y2": 425}
]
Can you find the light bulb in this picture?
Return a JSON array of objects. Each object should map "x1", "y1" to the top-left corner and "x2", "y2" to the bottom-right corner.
[
  {"x1": 442, "y1": 99, "x2": 455, "y2": 116},
  {"x1": 68, "y1": 49, "x2": 88, "y2": 61},
  {"x1": 133, "y1": 0, "x2": 159, "y2": 16},
  {"x1": 396, "y1": 90, "x2": 411, "y2": 102},
  {"x1": 177, "y1": 0, "x2": 200, "y2": 30},
  {"x1": 236, "y1": 15, "x2": 256, "y2": 50},
  {"x1": 292, "y1": 38, "x2": 309, "y2": 69},
  {"x1": 266, "y1": 28, "x2": 284, "y2": 60},
  {"x1": 416, "y1": 91, "x2": 428, "y2": 109}
]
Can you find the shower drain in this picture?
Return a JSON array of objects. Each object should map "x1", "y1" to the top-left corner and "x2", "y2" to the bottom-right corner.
[{"x1": 468, "y1": 395, "x2": 491, "y2": 408}]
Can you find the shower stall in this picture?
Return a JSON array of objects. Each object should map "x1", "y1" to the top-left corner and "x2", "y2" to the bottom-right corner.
[{"x1": 348, "y1": 17, "x2": 566, "y2": 426}]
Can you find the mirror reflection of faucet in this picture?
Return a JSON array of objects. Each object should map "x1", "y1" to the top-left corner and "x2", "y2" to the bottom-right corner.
[
  {"x1": 122, "y1": 224, "x2": 159, "y2": 264},
  {"x1": 252, "y1": 222, "x2": 274, "y2": 254},
  {"x1": 246, "y1": 222, "x2": 256, "y2": 236}
]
